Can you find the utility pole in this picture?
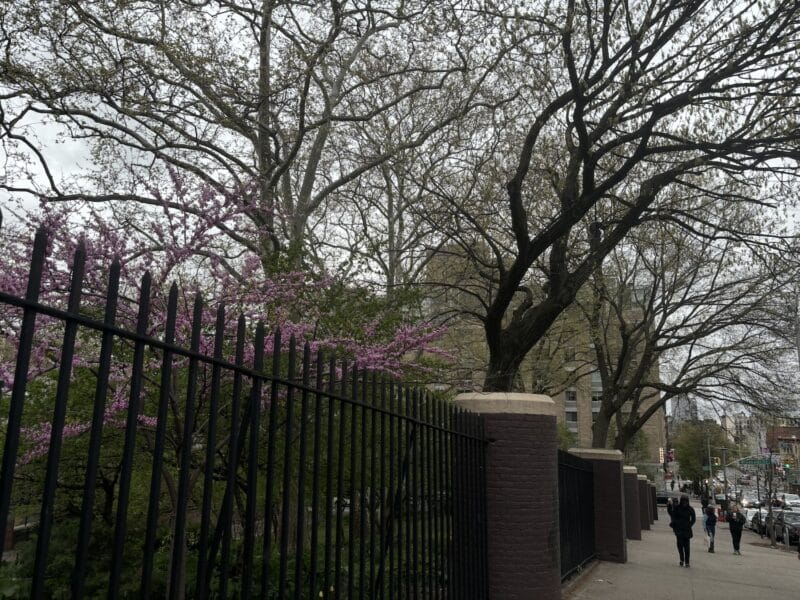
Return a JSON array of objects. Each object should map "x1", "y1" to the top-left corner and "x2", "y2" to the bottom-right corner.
[
  {"x1": 767, "y1": 447, "x2": 776, "y2": 547},
  {"x1": 720, "y1": 446, "x2": 728, "y2": 500},
  {"x1": 706, "y1": 435, "x2": 713, "y2": 497}
]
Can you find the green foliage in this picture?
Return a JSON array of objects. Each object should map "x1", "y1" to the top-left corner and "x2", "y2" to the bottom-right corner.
[
  {"x1": 672, "y1": 420, "x2": 729, "y2": 485},
  {"x1": 557, "y1": 422, "x2": 578, "y2": 451},
  {"x1": 623, "y1": 430, "x2": 650, "y2": 463}
]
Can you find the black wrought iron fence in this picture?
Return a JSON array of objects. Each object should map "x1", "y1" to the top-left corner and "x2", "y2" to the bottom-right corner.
[
  {"x1": 558, "y1": 450, "x2": 595, "y2": 581},
  {"x1": 0, "y1": 228, "x2": 488, "y2": 599}
]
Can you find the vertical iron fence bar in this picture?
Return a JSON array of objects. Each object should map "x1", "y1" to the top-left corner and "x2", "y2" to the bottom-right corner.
[
  {"x1": 404, "y1": 389, "x2": 412, "y2": 600},
  {"x1": 218, "y1": 315, "x2": 247, "y2": 599},
  {"x1": 377, "y1": 378, "x2": 387, "y2": 600},
  {"x1": 242, "y1": 323, "x2": 266, "y2": 598},
  {"x1": 323, "y1": 356, "x2": 337, "y2": 599},
  {"x1": 358, "y1": 369, "x2": 368, "y2": 600},
  {"x1": 411, "y1": 391, "x2": 420, "y2": 600},
  {"x1": 72, "y1": 259, "x2": 121, "y2": 599},
  {"x1": 423, "y1": 398, "x2": 434, "y2": 598},
  {"x1": 108, "y1": 272, "x2": 152, "y2": 599},
  {"x1": 31, "y1": 243, "x2": 86, "y2": 599},
  {"x1": 400, "y1": 389, "x2": 407, "y2": 599},
  {"x1": 419, "y1": 395, "x2": 430, "y2": 598},
  {"x1": 194, "y1": 305, "x2": 226, "y2": 598},
  {"x1": 262, "y1": 328, "x2": 283, "y2": 594},
  {"x1": 368, "y1": 374, "x2": 378, "y2": 599},
  {"x1": 308, "y1": 350, "x2": 325, "y2": 600},
  {"x1": 461, "y1": 409, "x2": 472, "y2": 599},
  {"x1": 467, "y1": 413, "x2": 480, "y2": 600},
  {"x1": 462, "y1": 412, "x2": 473, "y2": 600},
  {"x1": 435, "y1": 400, "x2": 445, "y2": 600},
  {"x1": 474, "y1": 414, "x2": 483, "y2": 598},
  {"x1": 462, "y1": 409, "x2": 474, "y2": 600},
  {"x1": 404, "y1": 387, "x2": 413, "y2": 600},
  {"x1": 394, "y1": 386, "x2": 403, "y2": 600},
  {"x1": 478, "y1": 415, "x2": 488, "y2": 599},
  {"x1": 278, "y1": 337, "x2": 298, "y2": 598},
  {"x1": 347, "y1": 366, "x2": 359, "y2": 600},
  {"x1": 387, "y1": 382, "x2": 396, "y2": 599},
  {"x1": 447, "y1": 405, "x2": 458, "y2": 600},
  {"x1": 291, "y1": 341, "x2": 311, "y2": 599},
  {"x1": 334, "y1": 361, "x2": 348, "y2": 600},
  {"x1": 0, "y1": 227, "x2": 46, "y2": 548},
  {"x1": 458, "y1": 408, "x2": 469, "y2": 600},
  {"x1": 168, "y1": 294, "x2": 205, "y2": 599},
  {"x1": 139, "y1": 284, "x2": 178, "y2": 599},
  {"x1": 374, "y1": 384, "x2": 417, "y2": 600}
]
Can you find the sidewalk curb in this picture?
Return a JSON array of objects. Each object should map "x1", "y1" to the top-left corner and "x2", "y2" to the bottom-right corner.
[{"x1": 561, "y1": 558, "x2": 601, "y2": 599}]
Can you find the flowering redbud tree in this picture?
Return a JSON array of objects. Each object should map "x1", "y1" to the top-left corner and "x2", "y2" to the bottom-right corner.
[{"x1": 0, "y1": 180, "x2": 449, "y2": 594}]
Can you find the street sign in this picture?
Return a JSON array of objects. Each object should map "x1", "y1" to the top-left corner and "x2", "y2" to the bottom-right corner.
[{"x1": 739, "y1": 457, "x2": 770, "y2": 466}]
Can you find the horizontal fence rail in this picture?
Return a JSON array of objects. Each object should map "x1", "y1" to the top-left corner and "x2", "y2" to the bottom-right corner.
[
  {"x1": 558, "y1": 450, "x2": 595, "y2": 581},
  {"x1": 0, "y1": 227, "x2": 488, "y2": 599}
]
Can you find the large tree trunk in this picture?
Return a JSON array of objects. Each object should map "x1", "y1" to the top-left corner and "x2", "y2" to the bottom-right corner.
[
  {"x1": 591, "y1": 409, "x2": 612, "y2": 448},
  {"x1": 482, "y1": 346, "x2": 527, "y2": 392}
]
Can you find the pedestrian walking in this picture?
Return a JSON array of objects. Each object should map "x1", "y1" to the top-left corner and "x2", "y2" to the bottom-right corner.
[
  {"x1": 704, "y1": 506, "x2": 717, "y2": 553},
  {"x1": 668, "y1": 494, "x2": 696, "y2": 567},
  {"x1": 726, "y1": 504, "x2": 746, "y2": 555}
]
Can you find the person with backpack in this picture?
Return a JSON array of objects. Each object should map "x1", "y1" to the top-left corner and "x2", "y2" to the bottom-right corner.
[
  {"x1": 668, "y1": 494, "x2": 697, "y2": 567},
  {"x1": 704, "y1": 506, "x2": 717, "y2": 553},
  {"x1": 726, "y1": 504, "x2": 746, "y2": 555}
]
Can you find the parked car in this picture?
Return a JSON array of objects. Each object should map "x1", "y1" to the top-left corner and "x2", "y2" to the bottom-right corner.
[
  {"x1": 745, "y1": 507, "x2": 767, "y2": 532},
  {"x1": 773, "y1": 510, "x2": 800, "y2": 545},
  {"x1": 750, "y1": 508, "x2": 776, "y2": 535},
  {"x1": 764, "y1": 508, "x2": 793, "y2": 540},
  {"x1": 779, "y1": 493, "x2": 800, "y2": 508},
  {"x1": 740, "y1": 494, "x2": 762, "y2": 509}
]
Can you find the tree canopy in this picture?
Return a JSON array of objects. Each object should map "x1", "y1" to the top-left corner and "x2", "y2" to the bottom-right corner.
[{"x1": 3, "y1": 0, "x2": 800, "y2": 396}]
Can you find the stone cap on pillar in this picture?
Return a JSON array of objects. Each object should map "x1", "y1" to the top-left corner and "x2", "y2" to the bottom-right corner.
[
  {"x1": 567, "y1": 448, "x2": 624, "y2": 461},
  {"x1": 637, "y1": 475, "x2": 648, "y2": 481},
  {"x1": 623, "y1": 466, "x2": 638, "y2": 475},
  {"x1": 454, "y1": 392, "x2": 554, "y2": 416}
]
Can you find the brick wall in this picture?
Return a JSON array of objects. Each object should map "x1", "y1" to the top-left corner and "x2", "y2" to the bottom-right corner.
[
  {"x1": 638, "y1": 476, "x2": 651, "y2": 530},
  {"x1": 570, "y1": 449, "x2": 627, "y2": 563},
  {"x1": 456, "y1": 393, "x2": 560, "y2": 600},
  {"x1": 623, "y1": 469, "x2": 642, "y2": 540}
]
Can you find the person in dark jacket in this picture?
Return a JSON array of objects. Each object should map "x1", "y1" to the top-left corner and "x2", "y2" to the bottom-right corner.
[
  {"x1": 726, "y1": 504, "x2": 746, "y2": 555},
  {"x1": 668, "y1": 494, "x2": 697, "y2": 567},
  {"x1": 704, "y1": 506, "x2": 717, "y2": 553}
]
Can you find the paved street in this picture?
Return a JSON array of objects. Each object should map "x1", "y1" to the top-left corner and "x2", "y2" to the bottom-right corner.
[{"x1": 565, "y1": 502, "x2": 799, "y2": 600}]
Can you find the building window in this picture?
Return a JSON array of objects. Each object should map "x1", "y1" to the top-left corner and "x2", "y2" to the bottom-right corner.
[
  {"x1": 564, "y1": 344, "x2": 576, "y2": 362},
  {"x1": 565, "y1": 389, "x2": 577, "y2": 403},
  {"x1": 590, "y1": 371, "x2": 602, "y2": 409},
  {"x1": 591, "y1": 370, "x2": 602, "y2": 391},
  {"x1": 566, "y1": 410, "x2": 578, "y2": 431}
]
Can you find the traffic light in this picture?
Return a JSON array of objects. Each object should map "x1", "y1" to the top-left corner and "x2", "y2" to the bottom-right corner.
[{"x1": 712, "y1": 457, "x2": 721, "y2": 466}]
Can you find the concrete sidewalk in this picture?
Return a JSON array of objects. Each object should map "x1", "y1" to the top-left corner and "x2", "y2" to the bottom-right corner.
[{"x1": 565, "y1": 503, "x2": 799, "y2": 600}]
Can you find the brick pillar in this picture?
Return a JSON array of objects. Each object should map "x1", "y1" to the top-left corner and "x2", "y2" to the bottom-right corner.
[
  {"x1": 637, "y1": 475, "x2": 651, "y2": 530},
  {"x1": 455, "y1": 393, "x2": 560, "y2": 600},
  {"x1": 569, "y1": 448, "x2": 627, "y2": 563},
  {"x1": 623, "y1": 467, "x2": 641, "y2": 540},
  {"x1": 650, "y1": 484, "x2": 658, "y2": 521}
]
